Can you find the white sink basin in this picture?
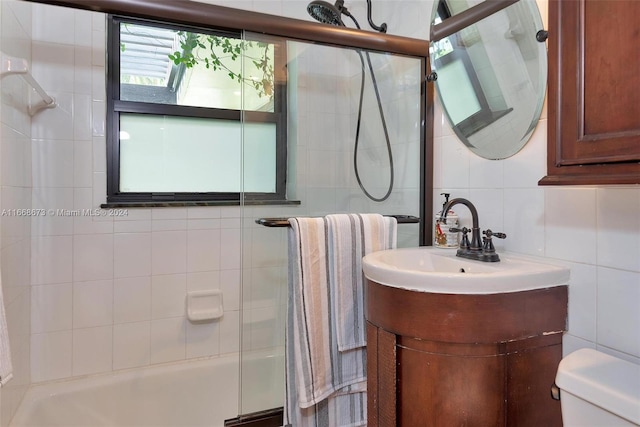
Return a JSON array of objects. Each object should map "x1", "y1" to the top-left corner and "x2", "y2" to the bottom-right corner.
[{"x1": 362, "y1": 247, "x2": 570, "y2": 294}]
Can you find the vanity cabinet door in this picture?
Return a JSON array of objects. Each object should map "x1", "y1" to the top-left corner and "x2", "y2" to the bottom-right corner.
[{"x1": 540, "y1": 0, "x2": 640, "y2": 185}]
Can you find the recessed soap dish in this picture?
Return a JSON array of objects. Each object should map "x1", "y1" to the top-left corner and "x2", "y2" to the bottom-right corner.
[{"x1": 186, "y1": 290, "x2": 223, "y2": 322}]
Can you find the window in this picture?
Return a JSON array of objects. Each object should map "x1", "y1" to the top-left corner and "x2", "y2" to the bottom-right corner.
[{"x1": 106, "y1": 16, "x2": 287, "y2": 204}]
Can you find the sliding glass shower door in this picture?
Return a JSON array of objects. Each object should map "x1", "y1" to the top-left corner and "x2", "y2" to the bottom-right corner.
[{"x1": 238, "y1": 33, "x2": 426, "y2": 417}]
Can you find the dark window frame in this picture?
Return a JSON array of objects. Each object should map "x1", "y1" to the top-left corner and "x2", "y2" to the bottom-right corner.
[{"x1": 106, "y1": 15, "x2": 287, "y2": 204}]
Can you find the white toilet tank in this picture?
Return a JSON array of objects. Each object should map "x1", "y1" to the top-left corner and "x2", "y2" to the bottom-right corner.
[{"x1": 556, "y1": 348, "x2": 640, "y2": 427}]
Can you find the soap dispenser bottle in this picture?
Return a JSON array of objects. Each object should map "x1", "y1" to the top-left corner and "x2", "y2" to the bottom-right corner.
[{"x1": 434, "y1": 193, "x2": 459, "y2": 248}]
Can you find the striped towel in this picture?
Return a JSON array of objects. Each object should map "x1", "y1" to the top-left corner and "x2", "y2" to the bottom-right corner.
[
  {"x1": 327, "y1": 214, "x2": 397, "y2": 352},
  {"x1": 0, "y1": 274, "x2": 13, "y2": 387},
  {"x1": 285, "y1": 217, "x2": 367, "y2": 427}
]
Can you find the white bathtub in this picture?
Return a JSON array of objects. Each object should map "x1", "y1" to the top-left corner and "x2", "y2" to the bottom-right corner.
[{"x1": 10, "y1": 352, "x2": 284, "y2": 427}]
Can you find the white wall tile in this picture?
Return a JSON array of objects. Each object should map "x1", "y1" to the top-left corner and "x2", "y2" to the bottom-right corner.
[
  {"x1": 595, "y1": 345, "x2": 640, "y2": 365},
  {"x1": 32, "y1": 139, "x2": 74, "y2": 187},
  {"x1": 73, "y1": 188, "x2": 114, "y2": 235},
  {"x1": 31, "y1": 235, "x2": 72, "y2": 285},
  {"x1": 151, "y1": 231, "x2": 187, "y2": 275},
  {"x1": 186, "y1": 321, "x2": 219, "y2": 359},
  {"x1": 72, "y1": 326, "x2": 112, "y2": 376},
  {"x1": 440, "y1": 135, "x2": 470, "y2": 189},
  {"x1": 503, "y1": 188, "x2": 545, "y2": 256},
  {"x1": 187, "y1": 219, "x2": 221, "y2": 230},
  {"x1": 219, "y1": 310, "x2": 240, "y2": 354},
  {"x1": 596, "y1": 267, "x2": 640, "y2": 357},
  {"x1": 114, "y1": 276, "x2": 152, "y2": 324},
  {"x1": 250, "y1": 227, "x2": 285, "y2": 268},
  {"x1": 220, "y1": 228, "x2": 241, "y2": 270},
  {"x1": 1, "y1": 187, "x2": 31, "y2": 248},
  {"x1": 113, "y1": 321, "x2": 150, "y2": 370},
  {"x1": 73, "y1": 234, "x2": 114, "y2": 282},
  {"x1": 219, "y1": 270, "x2": 240, "y2": 312},
  {"x1": 92, "y1": 136, "x2": 106, "y2": 171},
  {"x1": 150, "y1": 317, "x2": 186, "y2": 364},
  {"x1": 545, "y1": 188, "x2": 597, "y2": 264},
  {"x1": 151, "y1": 274, "x2": 186, "y2": 319},
  {"x1": 250, "y1": 267, "x2": 284, "y2": 309},
  {"x1": 72, "y1": 279, "x2": 113, "y2": 328},
  {"x1": 31, "y1": 331, "x2": 72, "y2": 382},
  {"x1": 502, "y1": 119, "x2": 547, "y2": 188},
  {"x1": 74, "y1": 140, "x2": 93, "y2": 187},
  {"x1": 31, "y1": 187, "x2": 74, "y2": 236},
  {"x1": 187, "y1": 206, "x2": 221, "y2": 219},
  {"x1": 91, "y1": 29, "x2": 105, "y2": 67},
  {"x1": 114, "y1": 233, "x2": 151, "y2": 278},
  {"x1": 113, "y1": 220, "x2": 151, "y2": 234},
  {"x1": 565, "y1": 262, "x2": 597, "y2": 342},
  {"x1": 73, "y1": 9, "x2": 93, "y2": 48},
  {"x1": 31, "y1": 284, "x2": 72, "y2": 333},
  {"x1": 152, "y1": 208, "x2": 187, "y2": 220},
  {"x1": 92, "y1": 171, "x2": 107, "y2": 208},
  {"x1": 31, "y1": 41, "x2": 75, "y2": 93},
  {"x1": 187, "y1": 229, "x2": 221, "y2": 272},
  {"x1": 1, "y1": 126, "x2": 31, "y2": 187},
  {"x1": 562, "y1": 335, "x2": 596, "y2": 358},
  {"x1": 31, "y1": 93, "x2": 74, "y2": 140},
  {"x1": 92, "y1": 66, "x2": 106, "y2": 102},
  {"x1": 91, "y1": 100, "x2": 105, "y2": 137},
  {"x1": 250, "y1": 307, "x2": 280, "y2": 350},
  {"x1": 113, "y1": 207, "x2": 151, "y2": 222},
  {"x1": 74, "y1": 46, "x2": 93, "y2": 97},
  {"x1": 186, "y1": 271, "x2": 220, "y2": 292},
  {"x1": 73, "y1": 94, "x2": 92, "y2": 140},
  {"x1": 151, "y1": 220, "x2": 187, "y2": 232},
  {"x1": 32, "y1": 4, "x2": 74, "y2": 45},
  {"x1": 596, "y1": 188, "x2": 640, "y2": 272},
  {"x1": 469, "y1": 154, "x2": 503, "y2": 189}
]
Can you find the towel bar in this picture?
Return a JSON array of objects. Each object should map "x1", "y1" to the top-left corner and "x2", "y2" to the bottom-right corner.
[{"x1": 256, "y1": 215, "x2": 420, "y2": 228}]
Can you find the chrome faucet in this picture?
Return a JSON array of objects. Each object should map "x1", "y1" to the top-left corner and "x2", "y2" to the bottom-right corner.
[{"x1": 439, "y1": 197, "x2": 506, "y2": 262}]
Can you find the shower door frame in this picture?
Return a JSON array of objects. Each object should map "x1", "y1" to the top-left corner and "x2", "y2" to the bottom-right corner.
[
  {"x1": 25, "y1": 0, "x2": 435, "y2": 423},
  {"x1": 26, "y1": 2, "x2": 433, "y2": 248}
]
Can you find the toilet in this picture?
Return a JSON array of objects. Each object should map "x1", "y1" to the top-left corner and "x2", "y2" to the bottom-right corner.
[{"x1": 555, "y1": 348, "x2": 640, "y2": 426}]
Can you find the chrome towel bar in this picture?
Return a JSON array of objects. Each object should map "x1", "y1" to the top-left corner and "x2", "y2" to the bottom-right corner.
[{"x1": 256, "y1": 215, "x2": 420, "y2": 228}]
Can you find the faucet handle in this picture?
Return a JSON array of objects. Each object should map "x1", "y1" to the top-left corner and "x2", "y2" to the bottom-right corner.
[
  {"x1": 483, "y1": 229, "x2": 507, "y2": 239},
  {"x1": 450, "y1": 227, "x2": 470, "y2": 249},
  {"x1": 449, "y1": 227, "x2": 467, "y2": 234}
]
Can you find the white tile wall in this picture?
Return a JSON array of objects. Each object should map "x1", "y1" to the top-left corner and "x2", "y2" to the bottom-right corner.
[
  {"x1": 0, "y1": 1, "x2": 33, "y2": 422},
  {"x1": 25, "y1": 3, "x2": 246, "y2": 387}
]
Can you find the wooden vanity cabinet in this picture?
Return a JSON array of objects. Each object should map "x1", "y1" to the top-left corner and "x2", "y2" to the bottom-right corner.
[
  {"x1": 539, "y1": 0, "x2": 640, "y2": 185},
  {"x1": 365, "y1": 280, "x2": 568, "y2": 427}
]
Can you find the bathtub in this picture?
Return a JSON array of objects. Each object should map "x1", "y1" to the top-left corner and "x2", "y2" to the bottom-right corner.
[{"x1": 10, "y1": 352, "x2": 284, "y2": 427}]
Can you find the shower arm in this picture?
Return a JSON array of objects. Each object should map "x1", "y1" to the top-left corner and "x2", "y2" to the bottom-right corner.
[{"x1": 366, "y1": 0, "x2": 387, "y2": 33}]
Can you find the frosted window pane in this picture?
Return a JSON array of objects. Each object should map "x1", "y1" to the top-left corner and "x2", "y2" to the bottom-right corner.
[
  {"x1": 243, "y1": 123, "x2": 277, "y2": 193},
  {"x1": 119, "y1": 114, "x2": 276, "y2": 193}
]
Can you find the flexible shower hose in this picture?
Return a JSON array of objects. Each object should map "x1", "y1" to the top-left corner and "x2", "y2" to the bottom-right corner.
[{"x1": 348, "y1": 15, "x2": 394, "y2": 202}]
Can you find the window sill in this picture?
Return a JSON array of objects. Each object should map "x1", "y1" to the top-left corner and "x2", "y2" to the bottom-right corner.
[{"x1": 101, "y1": 200, "x2": 301, "y2": 208}]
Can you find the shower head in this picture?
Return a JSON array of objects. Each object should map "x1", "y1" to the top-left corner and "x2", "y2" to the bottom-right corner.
[{"x1": 307, "y1": 0, "x2": 346, "y2": 26}]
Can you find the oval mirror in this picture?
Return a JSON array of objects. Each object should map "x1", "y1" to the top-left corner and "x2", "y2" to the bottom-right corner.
[{"x1": 429, "y1": 0, "x2": 547, "y2": 159}]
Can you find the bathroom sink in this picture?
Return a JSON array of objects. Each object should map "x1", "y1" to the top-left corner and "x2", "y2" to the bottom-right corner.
[{"x1": 362, "y1": 247, "x2": 569, "y2": 294}]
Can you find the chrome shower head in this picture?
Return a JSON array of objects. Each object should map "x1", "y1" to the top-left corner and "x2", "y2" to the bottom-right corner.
[{"x1": 307, "y1": 0, "x2": 346, "y2": 26}]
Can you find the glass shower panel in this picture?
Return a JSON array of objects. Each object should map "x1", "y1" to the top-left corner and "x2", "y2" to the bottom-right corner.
[{"x1": 239, "y1": 33, "x2": 424, "y2": 417}]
